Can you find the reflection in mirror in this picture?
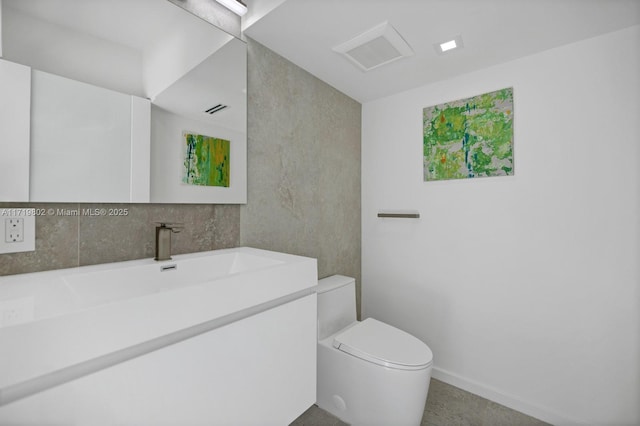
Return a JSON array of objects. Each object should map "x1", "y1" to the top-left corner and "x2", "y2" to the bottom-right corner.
[
  {"x1": 151, "y1": 36, "x2": 247, "y2": 204},
  {"x1": 29, "y1": 70, "x2": 148, "y2": 202},
  {"x1": 0, "y1": 0, "x2": 247, "y2": 203}
]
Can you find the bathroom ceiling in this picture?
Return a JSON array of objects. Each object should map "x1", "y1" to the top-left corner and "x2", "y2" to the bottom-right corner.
[
  {"x1": 4, "y1": 0, "x2": 179, "y2": 51},
  {"x1": 243, "y1": 0, "x2": 640, "y2": 103}
]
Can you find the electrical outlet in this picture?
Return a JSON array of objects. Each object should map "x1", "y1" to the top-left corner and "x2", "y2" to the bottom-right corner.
[
  {"x1": 0, "y1": 208, "x2": 35, "y2": 254},
  {"x1": 5, "y1": 218, "x2": 25, "y2": 242}
]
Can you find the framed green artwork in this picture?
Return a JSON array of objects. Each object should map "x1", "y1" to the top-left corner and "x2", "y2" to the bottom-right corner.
[
  {"x1": 423, "y1": 88, "x2": 514, "y2": 181},
  {"x1": 183, "y1": 132, "x2": 230, "y2": 187}
]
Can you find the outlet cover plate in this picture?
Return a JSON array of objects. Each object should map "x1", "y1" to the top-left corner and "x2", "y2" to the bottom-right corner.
[
  {"x1": 0, "y1": 208, "x2": 36, "y2": 254},
  {"x1": 5, "y1": 217, "x2": 25, "y2": 242}
]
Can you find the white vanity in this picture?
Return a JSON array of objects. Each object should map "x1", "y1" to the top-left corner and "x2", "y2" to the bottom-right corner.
[{"x1": 0, "y1": 248, "x2": 317, "y2": 425}]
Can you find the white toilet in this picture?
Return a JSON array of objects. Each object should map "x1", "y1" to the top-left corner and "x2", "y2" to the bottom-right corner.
[{"x1": 316, "y1": 275, "x2": 433, "y2": 426}]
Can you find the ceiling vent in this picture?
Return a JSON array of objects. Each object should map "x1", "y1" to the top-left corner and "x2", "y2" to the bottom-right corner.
[
  {"x1": 333, "y1": 21, "x2": 413, "y2": 72},
  {"x1": 204, "y1": 104, "x2": 228, "y2": 115}
]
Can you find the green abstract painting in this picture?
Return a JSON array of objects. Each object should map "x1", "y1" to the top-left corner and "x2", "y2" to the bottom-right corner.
[
  {"x1": 423, "y1": 88, "x2": 513, "y2": 181},
  {"x1": 183, "y1": 132, "x2": 230, "y2": 187}
]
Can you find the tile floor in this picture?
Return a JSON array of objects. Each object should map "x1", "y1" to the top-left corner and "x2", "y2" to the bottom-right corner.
[{"x1": 290, "y1": 378, "x2": 551, "y2": 426}]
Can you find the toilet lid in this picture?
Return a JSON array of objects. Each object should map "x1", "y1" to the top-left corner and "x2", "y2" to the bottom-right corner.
[{"x1": 332, "y1": 318, "x2": 433, "y2": 371}]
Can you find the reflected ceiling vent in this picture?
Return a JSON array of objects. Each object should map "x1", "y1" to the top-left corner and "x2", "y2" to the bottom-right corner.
[
  {"x1": 204, "y1": 104, "x2": 228, "y2": 115},
  {"x1": 333, "y1": 21, "x2": 413, "y2": 72}
]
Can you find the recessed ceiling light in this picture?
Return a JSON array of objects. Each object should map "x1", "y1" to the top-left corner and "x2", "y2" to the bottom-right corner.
[
  {"x1": 440, "y1": 40, "x2": 457, "y2": 52},
  {"x1": 434, "y1": 35, "x2": 464, "y2": 55}
]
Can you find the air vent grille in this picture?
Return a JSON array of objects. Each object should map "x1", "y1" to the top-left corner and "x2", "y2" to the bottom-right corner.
[
  {"x1": 204, "y1": 104, "x2": 228, "y2": 115},
  {"x1": 333, "y1": 21, "x2": 413, "y2": 72},
  {"x1": 346, "y1": 36, "x2": 402, "y2": 70}
]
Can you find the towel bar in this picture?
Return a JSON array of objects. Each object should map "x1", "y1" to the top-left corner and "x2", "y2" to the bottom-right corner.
[{"x1": 377, "y1": 212, "x2": 420, "y2": 219}]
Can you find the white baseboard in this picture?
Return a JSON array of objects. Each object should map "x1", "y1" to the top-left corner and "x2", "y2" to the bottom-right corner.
[{"x1": 431, "y1": 367, "x2": 589, "y2": 426}]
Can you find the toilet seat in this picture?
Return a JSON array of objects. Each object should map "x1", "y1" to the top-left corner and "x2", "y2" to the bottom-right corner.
[{"x1": 332, "y1": 318, "x2": 433, "y2": 371}]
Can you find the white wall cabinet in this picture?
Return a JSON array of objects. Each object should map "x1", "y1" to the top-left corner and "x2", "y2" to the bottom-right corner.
[
  {"x1": 29, "y1": 70, "x2": 150, "y2": 203},
  {"x1": 0, "y1": 59, "x2": 31, "y2": 201}
]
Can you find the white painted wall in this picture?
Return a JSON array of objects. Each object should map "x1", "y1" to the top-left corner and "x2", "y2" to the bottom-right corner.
[{"x1": 362, "y1": 26, "x2": 639, "y2": 426}]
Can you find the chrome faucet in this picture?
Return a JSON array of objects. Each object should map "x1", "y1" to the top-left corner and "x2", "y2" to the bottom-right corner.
[{"x1": 154, "y1": 223, "x2": 183, "y2": 261}]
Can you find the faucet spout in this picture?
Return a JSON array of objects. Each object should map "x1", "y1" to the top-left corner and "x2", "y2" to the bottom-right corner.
[{"x1": 154, "y1": 222, "x2": 183, "y2": 261}]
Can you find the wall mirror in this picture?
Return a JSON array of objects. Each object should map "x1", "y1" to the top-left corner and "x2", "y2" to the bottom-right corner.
[{"x1": 0, "y1": 0, "x2": 247, "y2": 204}]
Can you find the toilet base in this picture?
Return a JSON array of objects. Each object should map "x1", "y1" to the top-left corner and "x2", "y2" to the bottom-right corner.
[{"x1": 317, "y1": 334, "x2": 431, "y2": 426}]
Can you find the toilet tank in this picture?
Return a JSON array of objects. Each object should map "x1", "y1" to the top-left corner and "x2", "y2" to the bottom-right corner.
[{"x1": 317, "y1": 275, "x2": 357, "y2": 340}]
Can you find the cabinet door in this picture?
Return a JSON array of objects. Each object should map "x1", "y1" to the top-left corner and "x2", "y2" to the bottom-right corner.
[
  {"x1": 29, "y1": 70, "x2": 150, "y2": 202},
  {"x1": 0, "y1": 59, "x2": 30, "y2": 201},
  {"x1": 0, "y1": 294, "x2": 317, "y2": 425}
]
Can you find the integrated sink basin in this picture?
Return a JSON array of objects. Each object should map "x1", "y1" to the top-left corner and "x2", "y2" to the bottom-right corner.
[
  {"x1": 0, "y1": 247, "x2": 318, "y2": 423},
  {"x1": 62, "y1": 250, "x2": 286, "y2": 307}
]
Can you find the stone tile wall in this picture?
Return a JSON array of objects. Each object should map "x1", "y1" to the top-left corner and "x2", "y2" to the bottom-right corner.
[
  {"x1": 241, "y1": 39, "x2": 362, "y2": 316},
  {"x1": 0, "y1": 203, "x2": 239, "y2": 276}
]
